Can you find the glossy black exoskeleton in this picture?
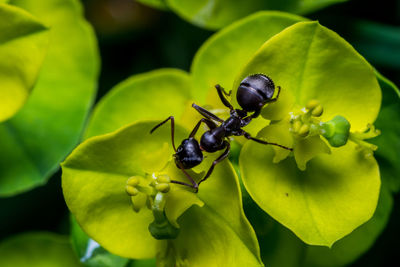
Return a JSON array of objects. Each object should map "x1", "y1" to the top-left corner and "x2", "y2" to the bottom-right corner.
[{"x1": 150, "y1": 74, "x2": 292, "y2": 192}]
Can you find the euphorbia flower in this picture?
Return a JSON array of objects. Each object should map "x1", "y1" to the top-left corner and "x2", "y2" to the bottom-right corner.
[
  {"x1": 237, "y1": 21, "x2": 381, "y2": 246},
  {"x1": 62, "y1": 11, "x2": 388, "y2": 266}
]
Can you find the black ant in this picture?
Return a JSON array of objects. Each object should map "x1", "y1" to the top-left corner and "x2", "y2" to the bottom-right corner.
[{"x1": 150, "y1": 74, "x2": 293, "y2": 192}]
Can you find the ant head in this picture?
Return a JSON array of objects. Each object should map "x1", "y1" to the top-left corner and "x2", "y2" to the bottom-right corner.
[
  {"x1": 175, "y1": 138, "x2": 203, "y2": 169},
  {"x1": 236, "y1": 74, "x2": 275, "y2": 112}
]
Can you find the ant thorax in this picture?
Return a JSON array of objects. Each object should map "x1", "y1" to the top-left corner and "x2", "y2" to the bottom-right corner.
[{"x1": 221, "y1": 115, "x2": 243, "y2": 137}]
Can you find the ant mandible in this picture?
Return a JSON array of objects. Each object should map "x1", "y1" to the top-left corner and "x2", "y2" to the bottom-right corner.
[{"x1": 150, "y1": 74, "x2": 293, "y2": 192}]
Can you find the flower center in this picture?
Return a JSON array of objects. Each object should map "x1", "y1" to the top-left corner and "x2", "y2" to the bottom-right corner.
[
  {"x1": 289, "y1": 99, "x2": 380, "y2": 157},
  {"x1": 125, "y1": 174, "x2": 179, "y2": 239}
]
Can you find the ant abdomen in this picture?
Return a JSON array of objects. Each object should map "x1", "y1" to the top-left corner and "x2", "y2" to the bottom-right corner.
[{"x1": 237, "y1": 74, "x2": 275, "y2": 112}]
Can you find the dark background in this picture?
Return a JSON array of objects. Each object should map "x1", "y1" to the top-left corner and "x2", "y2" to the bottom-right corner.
[{"x1": 0, "y1": 0, "x2": 399, "y2": 266}]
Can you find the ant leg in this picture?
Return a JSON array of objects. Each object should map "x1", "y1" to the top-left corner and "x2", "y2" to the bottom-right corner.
[
  {"x1": 268, "y1": 86, "x2": 281, "y2": 103},
  {"x1": 248, "y1": 106, "x2": 262, "y2": 120},
  {"x1": 170, "y1": 180, "x2": 197, "y2": 190},
  {"x1": 198, "y1": 141, "x2": 230, "y2": 186},
  {"x1": 242, "y1": 106, "x2": 263, "y2": 126},
  {"x1": 174, "y1": 161, "x2": 199, "y2": 192},
  {"x1": 242, "y1": 131, "x2": 293, "y2": 151},
  {"x1": 150, "y1": 116, "x2": 177, "y2": 152},
  {"x1": 215, "y1": 84, "x2": 233, "y2": 110},
  {"x1": 189, "y1": 118, "x2": 217, "y2": 138},
  {"x1": 192, "y1": 103, "x2": 224, "y2": 123}
]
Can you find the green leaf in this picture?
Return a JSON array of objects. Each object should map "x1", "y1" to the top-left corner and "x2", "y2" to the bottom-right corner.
[
  {"x1": 372, "y1": 72, "x2": 400, "y2": 193},
  {"x1": 191, "y1": 11, "x2": 306, "y2": 103},
  {"x1": 0, "y1": 4, "x2": 48, "y2": 122},
  {"x1": 85, "y1": 69, "x2": 191, "y2": 139},
  {"x1": 236, "y1": 21, "x2": 381, "y2": 131},
  {"x1": 63, "y1": 121, "x2": 262, "y2": 265},
  {"x1": 165, "y1": 0, "x2": 345, "y2": 30},
  {"x1": 70, "y1": 215, "x2": 129, "y2": 267},
  {"x1": 295, "y1": 0, "x2": 347, "y2": 14},
  {"x1": 136, "y1": 0, "x2": 168, "y2": 10},
  {"x1": 350, "y1": 20, "x2": 400, "y2": 69},
  {"x1": 240, "y1": 140, "x2": 380, "y2": 247},
  {"x1": 129, "y1": 259, "x2": 157, "y2": 267},
  {"x1": 0, "y1": 232, "x2": 81, "y2": 267},
  {"x1": 0, "y1": 0, "x2": 99, "y2": 197}
]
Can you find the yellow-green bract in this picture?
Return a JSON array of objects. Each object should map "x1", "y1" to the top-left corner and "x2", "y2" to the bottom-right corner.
[{"x1": 62, "y1": 121, "x2": 262, "y2": 266}]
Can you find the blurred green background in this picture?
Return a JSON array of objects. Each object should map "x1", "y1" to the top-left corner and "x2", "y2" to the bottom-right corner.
[{"x1": 0, "y1": 0, "x2": 399, "y2": 266}]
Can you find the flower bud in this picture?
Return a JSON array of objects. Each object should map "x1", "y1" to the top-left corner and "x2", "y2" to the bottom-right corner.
[
  {"x1": 298, "y1": 124, "x2": 310, "y2": 137},
  {"x1": 156, "y1": 183, "x2": 170, "y2": 193},
  {"x1": 125, "y1": 185, "x2": 139, "y2": 196},
  {"x1": 322, "y1": 116, "x2": 350, "y2": 147},
  {"x1": 306, "y1": 99, "x2": 320, "y2": 110},
  {"x1": 311, "y1": 105, "x2": 323, "y2": 117},
  {"x1": 127, "y1": 176, "x2": 140, "y2": 187},
  {"x1": 156, "y1": 174, "x2": 171, "y2": 184}
]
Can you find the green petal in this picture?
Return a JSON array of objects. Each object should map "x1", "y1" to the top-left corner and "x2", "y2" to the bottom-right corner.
[
  {"x1": 158, "y1": 159, "x2": 262, "y2": 266},
  {"x1": 0, "y1": 4, "x2": 48, "y2": 122},
  {"x1": 63, "y1": 122, "x2": 186, "y2": 259},
  {"x1": 236, "y1": 21, "x2": 381, "y2": 130},
  {"x1": 0, "y1": 0, "x2": 99, "y2": 197},
  {"x1": 85, "y1": 69, "x2": 191, "y2": 138},
  {"x1": 191, "y1": 11, "x2": 306, "y2": 103},
  {"x1": 240, "y1": 140, "x2": 380, "y2": 246},
  {"x1": 0, "y1": 232, "x2": 80, "y2": 267},
  {"x1": 165, "y1": 0, "x2": 343, "y2": 30}
]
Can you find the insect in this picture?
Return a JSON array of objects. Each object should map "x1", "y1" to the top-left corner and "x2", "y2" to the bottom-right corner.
[{"x1": 150, "y1": 74, "x2": 292, "y2": 192}]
